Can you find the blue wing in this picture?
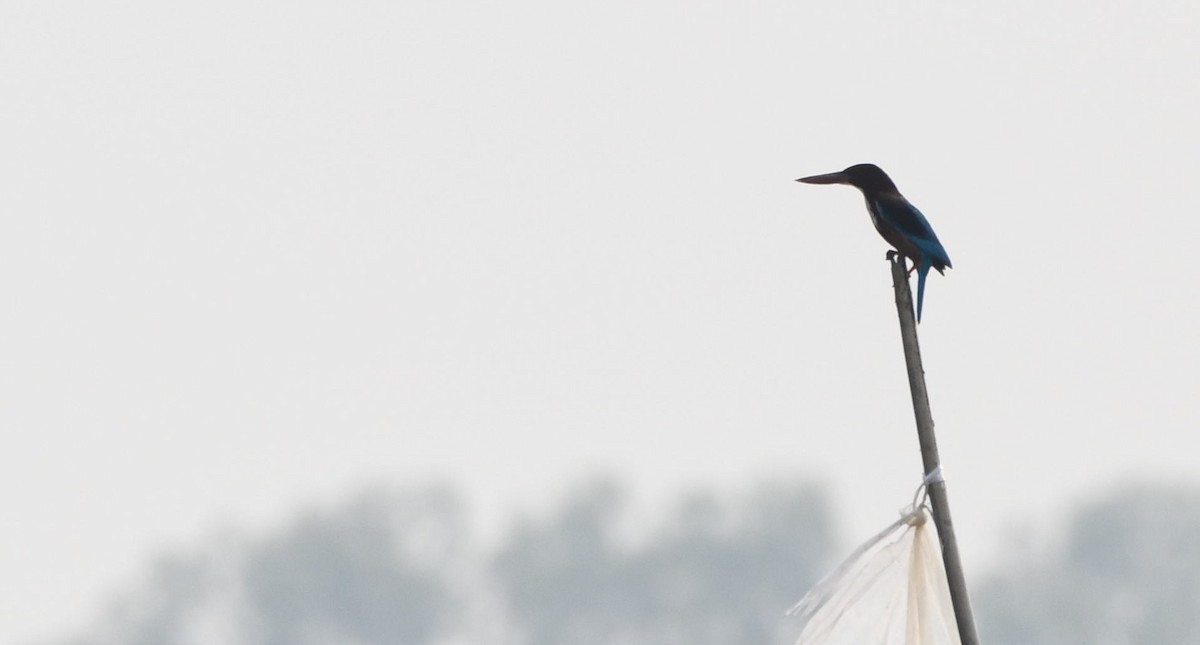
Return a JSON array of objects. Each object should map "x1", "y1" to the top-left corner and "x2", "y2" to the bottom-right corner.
[{"x1": 872, "y1": 195, "x2": 952, "y2": 270}]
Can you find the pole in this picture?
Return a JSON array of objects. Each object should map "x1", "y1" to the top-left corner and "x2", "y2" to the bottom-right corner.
[{"x1": 888, "y1": 254, "x2": 981, "y2": 645}]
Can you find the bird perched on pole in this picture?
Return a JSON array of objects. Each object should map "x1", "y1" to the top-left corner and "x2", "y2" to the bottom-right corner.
[{"x1": 796, "y1": 164, "x2": 951, "y2": 322}]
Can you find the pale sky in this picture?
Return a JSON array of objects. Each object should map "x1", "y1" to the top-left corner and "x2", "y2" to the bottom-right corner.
[{"x1": 3, "y1": 1, "x2": 1199, "y2": 642}]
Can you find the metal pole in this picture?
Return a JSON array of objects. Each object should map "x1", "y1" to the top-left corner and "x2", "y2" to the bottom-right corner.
[{"x1": 888, "y1": 255, "x2": 981, "y2": 645}]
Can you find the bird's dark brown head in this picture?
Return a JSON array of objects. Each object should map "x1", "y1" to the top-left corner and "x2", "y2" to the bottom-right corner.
[{"x1": 796, "y1": 163, "x2": 899, "y2": 195}]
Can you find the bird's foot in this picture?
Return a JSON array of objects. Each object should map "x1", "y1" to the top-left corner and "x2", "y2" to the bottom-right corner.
[{"x1": 885, "y1": 250, "x2": 917, "y2": 275}]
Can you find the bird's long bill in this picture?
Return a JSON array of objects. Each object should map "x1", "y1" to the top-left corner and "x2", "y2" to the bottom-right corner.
[{"x1": 795, "y1": 171, "x2": 849, "y2": 185}]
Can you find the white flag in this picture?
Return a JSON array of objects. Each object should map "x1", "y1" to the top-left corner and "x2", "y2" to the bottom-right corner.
[{"x1": 788, "y1": 506, "x2": 960, "y2": 645}]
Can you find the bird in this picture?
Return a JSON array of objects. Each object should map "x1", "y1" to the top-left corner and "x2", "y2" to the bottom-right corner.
[{"x1": 795, "y1": 164, "x2": 951, "y2": 322}]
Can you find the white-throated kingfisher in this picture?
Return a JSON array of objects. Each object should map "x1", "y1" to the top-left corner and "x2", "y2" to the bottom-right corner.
[{"x1": 796, "y1": 164, "x2": 951, "y2": 322}]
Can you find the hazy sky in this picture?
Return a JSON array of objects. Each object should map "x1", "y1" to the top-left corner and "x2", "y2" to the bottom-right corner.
[{"x1": 3, "y1": 1, "x2": 1199, "y2": 642}]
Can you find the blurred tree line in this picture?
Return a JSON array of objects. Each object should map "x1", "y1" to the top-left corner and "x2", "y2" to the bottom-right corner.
[{"x1": 51, "y1": 481, "x2": 1200, "y2": 645}]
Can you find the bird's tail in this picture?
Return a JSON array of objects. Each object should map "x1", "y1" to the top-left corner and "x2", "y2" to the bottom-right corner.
[{"x1": 916, "y1": 262, "x2": 930, "y2": 323}]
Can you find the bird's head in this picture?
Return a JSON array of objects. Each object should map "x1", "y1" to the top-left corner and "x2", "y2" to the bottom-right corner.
[{"x1": 796, "y1": 163, "x2": 899, "y2": 195}]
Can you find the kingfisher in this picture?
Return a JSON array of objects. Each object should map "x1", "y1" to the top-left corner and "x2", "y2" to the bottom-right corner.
[{"x1": 796, "y1": 164, "x2": 951, "y2": 322}]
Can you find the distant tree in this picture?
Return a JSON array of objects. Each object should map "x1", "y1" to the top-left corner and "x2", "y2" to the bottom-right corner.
[
  {"x1": 977, "y1": 486, "x2": 1200, "y2": 645},
  {"x1": 54, "y1": 486, "x2": 465, "y2": 645},
  {"x1": 53, "y1": 548, "x2": 234, "y2": 645},
  {"x1": 242, "y1": 487, "x2": 464, "y2": 645},
  {"x1": 491, "y1": 478, "x2": 836, "y2": 645}
]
